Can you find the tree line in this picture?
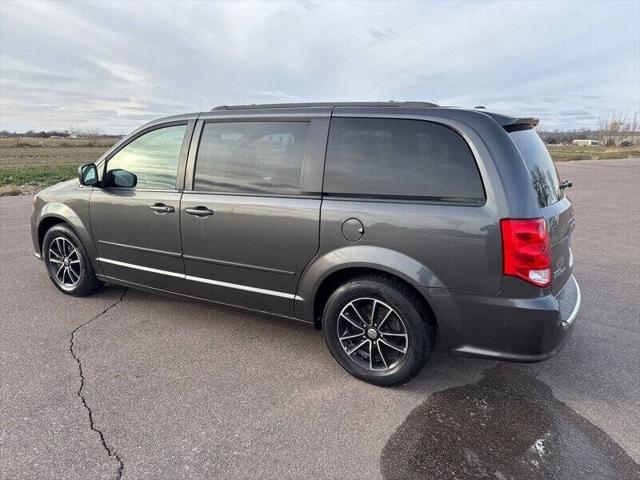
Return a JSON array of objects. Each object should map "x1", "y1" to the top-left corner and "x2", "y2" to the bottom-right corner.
[
  {"x1": 0, "y1": 129, "x2": 121, "y2": 139},
  {"x1": 540, "y1": 113, "x2": 639, "y2": 146}
]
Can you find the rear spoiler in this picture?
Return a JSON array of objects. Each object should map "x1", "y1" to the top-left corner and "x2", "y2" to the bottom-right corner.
[
  {"x1": 479, "y1": 110, "x2": 539, "y2": 132},
  {"x1": 503, "y1": 118, "x2": 539, "y2": 132}
]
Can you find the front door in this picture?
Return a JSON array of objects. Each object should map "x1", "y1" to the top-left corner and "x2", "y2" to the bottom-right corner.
[
  {"x1": 91, "y1": 123, "x2": 190, "y2": 292},
  {"x1": 180, "y1": 117, "x2": 328, "y2": 315}
]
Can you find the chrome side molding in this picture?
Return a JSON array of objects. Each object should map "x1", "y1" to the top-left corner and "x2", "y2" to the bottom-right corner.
[{"x1": 96, "y1": 257, "x2": 302, "y2": 300}]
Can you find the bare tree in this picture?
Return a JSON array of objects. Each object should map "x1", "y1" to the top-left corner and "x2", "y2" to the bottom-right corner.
[{"x1": 598, "y1": 113, "x2": 640, "y2": 146}]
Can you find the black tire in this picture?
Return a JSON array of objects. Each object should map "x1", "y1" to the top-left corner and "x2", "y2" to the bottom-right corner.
[
  {"x1": 42, "y1": 224, "x2": 103, "y2": 297},
  {"x1": 322, "y1": 275, "x2": 434, "y2": 387}
]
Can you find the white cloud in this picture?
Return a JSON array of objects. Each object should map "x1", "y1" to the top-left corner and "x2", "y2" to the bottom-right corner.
[{"x1": 0, "y1": 0, "x2": 638, "y2": 133}]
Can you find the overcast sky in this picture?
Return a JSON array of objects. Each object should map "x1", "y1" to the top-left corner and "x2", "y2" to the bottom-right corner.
[{"x1": 1, "y1": 0, "x2": 638, "y2": 133}]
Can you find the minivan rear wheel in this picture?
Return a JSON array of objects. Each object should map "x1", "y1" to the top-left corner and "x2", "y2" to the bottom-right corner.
[
  {"x1": 322, "y1": 276, "x2": 433, "y2": 386},
  {"x1": 42, "y1": 224, "x2": 102, "y2": 297}
]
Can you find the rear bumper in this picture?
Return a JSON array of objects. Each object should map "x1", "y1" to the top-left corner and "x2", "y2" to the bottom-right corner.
[{"x1": 427, "y1": 275, "x2": 581, "y2": 362}]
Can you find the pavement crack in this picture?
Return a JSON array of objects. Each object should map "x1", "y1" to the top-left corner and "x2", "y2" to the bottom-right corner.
[{"x1": 70, "y1": 287, "x2": 128, "y2": 480}]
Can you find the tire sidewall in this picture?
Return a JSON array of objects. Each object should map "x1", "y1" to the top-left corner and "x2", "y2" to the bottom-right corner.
[{"x1": 323, "y1": 279, "x2": 431, "y2": 386}]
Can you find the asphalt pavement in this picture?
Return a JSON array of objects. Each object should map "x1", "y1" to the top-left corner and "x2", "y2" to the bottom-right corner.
[{"x1": 1, "y1": 158, "x2": 639, "y2": 479}]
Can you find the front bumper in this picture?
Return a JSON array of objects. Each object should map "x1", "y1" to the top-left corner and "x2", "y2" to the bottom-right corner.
[{"x1": 428, "y1": 275, "x2": 581, "y2": 362}]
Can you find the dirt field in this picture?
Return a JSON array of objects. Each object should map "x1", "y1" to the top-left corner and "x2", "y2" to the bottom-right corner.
[
  {"x1": 1, "y1": 137, "x2": 639, "y2": 195},
  {"x1": 0, "y1": 137, "x2": 118, "y2": 167},
  {"x1": 0, "y1": 137, "x2": 117, "y2": 195}
]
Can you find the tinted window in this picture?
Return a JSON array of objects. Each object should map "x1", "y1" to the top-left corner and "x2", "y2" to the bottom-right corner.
[
  {"x1": 107, "y1": 125, "x2": 186, "y2": 189},
  {"x1": 324, "y1": 118, "x2": 484, "y2": 201},
  {"x1": 510, "y1": 129, "x2": 562, "y2": 207},
  {"x1": 194, "y1": 122, "x2": 308, "y2": 194}
]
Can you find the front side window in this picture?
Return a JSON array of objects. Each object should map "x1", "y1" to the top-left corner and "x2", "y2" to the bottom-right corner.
[
  {"x1": 323, "y1": 118, "x2": 485, "y2": 201},
  {"x1": 106, "y1": 125, "x2": 186, "y2": 189},
  {"x1": 194, "y1": 121, "x2": 309, "y2": 194}
]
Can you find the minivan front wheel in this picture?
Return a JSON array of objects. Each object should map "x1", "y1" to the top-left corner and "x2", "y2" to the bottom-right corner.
[
  {"x1": 322, "y1": 276, "x2": 433, "y2": 386},
  {"x1": 42, "y1": 224, "x2": 102, "y2": 296}
]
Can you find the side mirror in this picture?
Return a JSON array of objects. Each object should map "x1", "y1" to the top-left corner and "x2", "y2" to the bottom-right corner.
[
  {"x1": 104, "y1": 169, "x2": 137, "y2": 188},
  {"x1": 77, "y1": 163, "x2": 98, "y2": 186}
]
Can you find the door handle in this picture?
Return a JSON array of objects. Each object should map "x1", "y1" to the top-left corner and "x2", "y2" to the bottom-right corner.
[
  {"x1": 185, "y1": 206, "x2": 214, "y2": 217},
  {"x1": 149, "y1": 203, "x2": 175, "y2": 213}
]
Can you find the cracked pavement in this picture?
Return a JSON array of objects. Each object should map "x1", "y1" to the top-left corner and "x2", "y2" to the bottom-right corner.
[
  {"x1": 69, "y1": 289, "x2": 127, "y2": 480},
  {"x1": 1, "y1": 158, "x2": 639, "y2": 479}
]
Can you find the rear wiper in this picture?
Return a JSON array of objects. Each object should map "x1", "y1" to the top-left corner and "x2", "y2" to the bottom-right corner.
[{"x1": 559, "y1": 180, "x2": 573, "y2": 189}]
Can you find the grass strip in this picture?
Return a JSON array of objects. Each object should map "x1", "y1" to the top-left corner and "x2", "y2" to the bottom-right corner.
[{"x1": 0, "y1": 164, "x2": 77, "y2": 187}]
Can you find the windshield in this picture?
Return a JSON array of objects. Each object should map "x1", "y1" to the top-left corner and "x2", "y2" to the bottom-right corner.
[{"x1": 510, "y1": 129, "x2": 562, "y2": 208}]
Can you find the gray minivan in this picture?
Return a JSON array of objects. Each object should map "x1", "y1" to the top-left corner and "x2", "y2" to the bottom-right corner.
[{"x1": 31, "y1": 102, "x2": 580, "y2": 386}]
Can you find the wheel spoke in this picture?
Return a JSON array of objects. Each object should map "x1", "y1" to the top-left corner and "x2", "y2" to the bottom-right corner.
[
  {"x1": 369, "y1": 340, "x2": 373, "y2": 369},
  {"x1": 370, "y1": 300, "x2": 378, "y2": 325},
  {"x1": 348, "y1": 302, "x2": 369, "y2": 328},
  {"x1": 69, "y1": 259, "x2": 81, "y2": 264},
  {"x1": 380, "y1": 332, "x2": 408, "y2": 338},
  {"x1": 379, "y1": 338, "x2": 407, "y2": 354},
  {"x1": 49, "y1": 258, "x2": 63, "y2": 264},
  {"x1": 340, "y1": 314, "x2": 365, "y2": 332},
  {"x1": 67, "y1": 267, "x2": 79, "y2": 282},
  {"x1": 56, "y1": 264, "x2": 65, "y2": 279},
  {"x1": 377, "y1": 308, "x2": 394, "y2": 330},
  {"x1": 49, "y1": 247, "x2": 62, "y2": 259},
  {"x1": 376, "y1": 342, "x2": 388, "y2": 369},
  {"x1": 339, "y1": 332, "x2": 364, "y2": 341},
  {"x1": 347, "y1": 339, "x2": 368, "y2": 355}
]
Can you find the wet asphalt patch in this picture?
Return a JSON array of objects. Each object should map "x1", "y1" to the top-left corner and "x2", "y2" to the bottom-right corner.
[{"x1": 381, "y1": 365, "x2": 640, "y2": 480}]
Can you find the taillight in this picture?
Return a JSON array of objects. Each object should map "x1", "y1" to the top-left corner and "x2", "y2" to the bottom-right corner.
[{"x1": 500, "y1": 218, "x2": 551, "y2": 287}]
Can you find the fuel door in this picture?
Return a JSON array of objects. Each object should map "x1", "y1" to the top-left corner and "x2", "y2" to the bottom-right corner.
[{"x1": 342, "y1": 218, "x2": 364, "y2": 242}]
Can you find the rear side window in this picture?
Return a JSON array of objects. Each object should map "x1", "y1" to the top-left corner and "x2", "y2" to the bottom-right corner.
[
  {"x1": 323, "y1": 118, "x2": 484, "y2": 202},
  {"x1": 194, "y1": 121, "x2": 308, "y2": 194},
  {"x1": 510, "y1": 129, "x2": 562, "y2": 208}
]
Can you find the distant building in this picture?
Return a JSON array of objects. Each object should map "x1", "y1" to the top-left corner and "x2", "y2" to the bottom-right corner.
[{"x1": 572, "y1": 139, "x2": 601, "y2": 146}]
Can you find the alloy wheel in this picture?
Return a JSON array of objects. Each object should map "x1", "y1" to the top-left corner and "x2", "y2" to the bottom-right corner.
[
  {"x1": 48, "y1": 236, "x2": 82, "y2": 290},
  {"x1": 336, "y1": 297, "x2": 409, "y2": 371}
]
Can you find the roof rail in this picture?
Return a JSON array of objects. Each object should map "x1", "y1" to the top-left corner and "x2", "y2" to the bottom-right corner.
[{"x1": 211, "y1": 101, "x2": 438, "y2": 111}]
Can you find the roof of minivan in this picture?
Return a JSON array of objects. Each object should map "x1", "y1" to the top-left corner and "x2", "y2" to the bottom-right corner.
[
  {"x1": 141, "y1": 102, "x2": 538, "y2": 131},
  {"x1": 212, "y1": 101, "x2": 439, "y2": 110},
  {"x1": 210, "y1": 102, "x2": 538, "y2": 129}
]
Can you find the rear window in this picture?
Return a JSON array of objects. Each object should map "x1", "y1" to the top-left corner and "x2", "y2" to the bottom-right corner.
[
  {"x1": 510, "y1": 129, "x2": 562, "y2": 208},
  {"x1": 323, "y1": 118, "x2": 485, "y2": 202}
]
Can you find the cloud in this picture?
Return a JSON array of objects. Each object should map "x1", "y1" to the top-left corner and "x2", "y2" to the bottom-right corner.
[
  {"x1": 0, "y1": 0, "x2": 638, "y2": 132},
  {"x1": 93, "y1": 60, "x2": 158, "y2": 88},
  {"x1": 371, "y1": 28, "x2": 396, "y2": 42}
]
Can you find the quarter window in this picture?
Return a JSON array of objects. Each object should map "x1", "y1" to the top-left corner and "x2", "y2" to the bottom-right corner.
[
  {"x1": 323, "y1": 118, "x2": 485, "y2": 201},
  {"x1": 509, "y1": 129, "x2": 562, "y2": 208},
  {"x1": 106, "y1": 125, "x2": 186, "y2": 189},
  {"x1": 194, "y1": 121, "x2": 309, "y2": 194}
]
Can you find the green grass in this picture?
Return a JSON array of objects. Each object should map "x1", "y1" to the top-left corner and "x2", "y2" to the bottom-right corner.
[{"x1": 0, "y1": 164, "x2": 77, "y2": 187}]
